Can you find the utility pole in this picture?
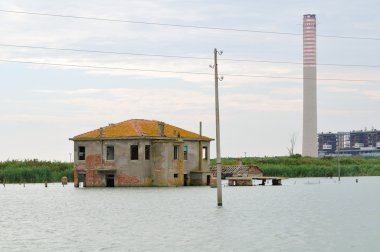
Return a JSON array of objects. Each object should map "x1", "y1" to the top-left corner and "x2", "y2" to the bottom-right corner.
[
  {"x1": 337, "y1": 136, "x2": 341, "y2": 182},
  {"x1": 211, "y1": 48, "x2": 223, "y2": 206},
  {"x1": 69, "y1": 153, "x2": 72, "y2": 163},
  {"x1": 338, "y1": 156, "x2": 341, "y2": 181}
]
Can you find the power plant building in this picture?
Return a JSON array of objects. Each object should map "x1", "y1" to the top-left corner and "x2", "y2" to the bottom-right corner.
[{"x1": 318, "y1": 129, "x2": 380, "y2": 157}]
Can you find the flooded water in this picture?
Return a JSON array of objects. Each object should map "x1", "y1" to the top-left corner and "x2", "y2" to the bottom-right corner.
[{"x1": 1, "y1": 177, "x2": 380, "y2": 252}]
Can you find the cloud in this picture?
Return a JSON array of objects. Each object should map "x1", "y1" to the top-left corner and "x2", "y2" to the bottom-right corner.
[
  {"x1": 319, "y1": 108, "x2": 375, "y2": 116},
  {"x1": 0, "y1": 114, "x2": 67, "y2": 123},
  {"x1": 222, "y1": 94, "x2": 302, "y2": 112},
  {"x1": 322, "y1": 86, "x2": 359, "y2": 93},
  {"x1": 270, "y1": 87, "x2": 302, "y2": 96},
  {"x1": 362, "y1": 90, "x2": 380, "y2": 99},
  {"x1": 44, "y1": 88, "x2": 302, "y2": 115}
]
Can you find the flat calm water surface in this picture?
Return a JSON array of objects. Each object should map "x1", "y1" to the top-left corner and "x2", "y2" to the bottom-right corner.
[{"x1": 1, "y1": 177, "x2": 380, "y2": 252}]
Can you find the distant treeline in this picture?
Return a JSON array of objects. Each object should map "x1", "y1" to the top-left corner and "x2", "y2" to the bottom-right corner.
[
  {"x1": 0, "y1": 160, "x2": 73, "y2": 184},
  {"x1": 211, "y1": 155, "x2": 380, "y2": 177}
]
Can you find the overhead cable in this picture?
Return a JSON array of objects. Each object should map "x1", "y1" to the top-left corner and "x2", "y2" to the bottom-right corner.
[
  {"x1": 1, "y1": 43, "x2": 380, "y2": 69},
  {"x1": 0, "y1": 9, "x2": 380, "y2": 41},
  {"x1": 1, "y1": 58, "x2": 379, "y2": 83}
]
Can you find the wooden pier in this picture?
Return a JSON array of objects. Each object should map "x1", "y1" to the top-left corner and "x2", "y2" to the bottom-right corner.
[{"x1": 227, "y1": 176, "x2": 287, "y2": 186}]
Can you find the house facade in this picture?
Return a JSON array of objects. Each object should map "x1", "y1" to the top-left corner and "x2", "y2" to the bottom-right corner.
[{"x1": 70, "y1": 119, "x2": 213, "y2": 187}]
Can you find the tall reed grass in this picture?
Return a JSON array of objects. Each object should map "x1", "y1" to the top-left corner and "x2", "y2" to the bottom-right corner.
[
  {"x1": 211, "y1": 156, "x2": 380, "y2": 177},
  {"x1": 0, "y1": 159, "x2": 73, "y2": 183}
]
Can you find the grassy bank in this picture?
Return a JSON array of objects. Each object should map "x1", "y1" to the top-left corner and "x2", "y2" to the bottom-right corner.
[
  {"x1": 0, "y1": 160, "x2": 73, "y2": 184},
  {"x1": 1, "y1": 156, "x2": 380, "y2": 184},
  {"x1": 211, "y1": 156, "x2": 380, "y2": 177}
]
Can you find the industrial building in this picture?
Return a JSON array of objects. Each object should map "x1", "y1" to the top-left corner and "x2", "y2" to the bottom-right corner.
[
  {"x1": 70, "y1": 119, "x2": 213, "y2": 187},
  {"x1": 318, "y1": 129, "x2": 380, "y2": 157}
]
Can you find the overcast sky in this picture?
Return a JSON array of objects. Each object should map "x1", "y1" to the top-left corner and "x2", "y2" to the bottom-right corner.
[{"x1": 0, "y1": 0, "x2": 379, "y2": 161}]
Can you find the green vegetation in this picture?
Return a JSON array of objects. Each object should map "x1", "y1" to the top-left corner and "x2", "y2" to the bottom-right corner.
[
  {"x1": 1, "y1": 156, "x2": 380, "y2": 184},
  {"x1": 0, "y1": 160, "x2": 73, "y2": 184},
  {"x1": 211, "y1": 155, "x2": 380, "y2": 177}
]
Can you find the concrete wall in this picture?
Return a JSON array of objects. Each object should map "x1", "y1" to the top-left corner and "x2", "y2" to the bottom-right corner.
[
  {"x1": 183, "y1": 141, "x2": 210, "y2": 172},
  {"x1": 74, "y1": 139, "x2": 153, "y2": 187},
  {"x1": 73, "y1": 138, "x2": 207, "y2": 187},
  {"x1": 74, "y1": 140, "x2": 103, "y2": 187},
  {"x1": 183, "y1": 140, "x2": 210, "y2": 185},
  {"x1": 168, "y1": 141, "x2": 184, "y2": 187}
]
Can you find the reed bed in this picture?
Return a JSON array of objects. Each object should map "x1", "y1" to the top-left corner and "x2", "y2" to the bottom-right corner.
[
  {"x1": 0, "y1": 159, "x2": 73, "y2": 183},
  {"x1": 212, "y1": 156, "x2": 380, "y2": 177}
]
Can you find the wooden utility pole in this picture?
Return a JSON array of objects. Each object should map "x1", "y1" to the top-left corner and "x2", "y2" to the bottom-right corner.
[
  {"x1": 338, "y1": 155, "x2": 341, "y2": 182},
  {"x1": 199, "y1": 121, "x2": 202, "y2": 172},
  {"x1": 213, "y1": 48, "x2": 223, "y2": 206},
  {"x1": 337, "y1": 137, "x2": 341, "y2": 182}
]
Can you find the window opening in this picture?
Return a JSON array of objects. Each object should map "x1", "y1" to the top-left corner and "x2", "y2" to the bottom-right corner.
[
  {"x1": 184, "y1": 145, "x2": 188, "y2": 160},
  {"x1": 174, "y1": 146, "x2": 179, "y2": 160},
  {"x1": 145, "y1": 145, "x2": 150, "y2": 160},
  {"x1": 131, "y1": 145, "x2": 139, "y2": 160},
  {"x1": 107, "y1": 145, "x2": 114, "y2": 160},
  {"x1": 203, "y1": 146, "x2": 208, "y2": 160},
  {"x1": 78, "y1": 146, "x2": 86, "y2": 160}
]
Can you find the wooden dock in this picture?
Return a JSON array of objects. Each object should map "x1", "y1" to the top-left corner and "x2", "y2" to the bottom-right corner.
[{"x1": 227, "y1": 176, "x2": 287, "y2": 186}]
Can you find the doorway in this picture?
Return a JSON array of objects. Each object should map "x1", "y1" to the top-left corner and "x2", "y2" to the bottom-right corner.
[
  {"x1": 184, "y1": 174, "x2": 188, "y2": 186},
  {"x1": 106, "y1": 174, "x2": 115, "y2": 187},
  {"x1": 206, "y1": 175, "x2": 211, "y2": 186},
  {"x1": 78, "y1": 173, "x2": 86, "y2": 187}
]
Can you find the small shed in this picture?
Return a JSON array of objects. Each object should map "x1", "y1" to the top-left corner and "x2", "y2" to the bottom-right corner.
[{"x1": 209, "y1": 164, "x2": 263, "y2": 179}]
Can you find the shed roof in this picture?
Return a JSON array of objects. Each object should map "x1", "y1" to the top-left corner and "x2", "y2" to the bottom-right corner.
[{"x1": 71, "y1": 119, "x2": 212, "y2": 141}]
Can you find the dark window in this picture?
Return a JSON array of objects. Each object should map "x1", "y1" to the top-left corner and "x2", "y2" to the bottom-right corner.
[
  {"x1": 203, "y1": 146, "x2": 208, "y2": 160},
  {"x1": 78, "y1": 146, "x2": 85, "y2": 160},
  {"x1": 184, "y1": 145, "x2": 188, "y2": 160},
  {"x1": 107, "y1": 145, "x2": 114, "y2": 160},
  {"x1": 145, "y1": 145, "x2": 150, "y2": 160},
  {"x1": 131, "y1": 145, "x2": 139, "y2": 160},
  {"x1": 174, "y1": 173, "x2": 178, "y2": 178},
  {"x1": 174, "y1": 146, "x2": 179, "y2": 160}
]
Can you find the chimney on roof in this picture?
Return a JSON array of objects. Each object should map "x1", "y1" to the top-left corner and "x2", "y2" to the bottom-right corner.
[
  {"x1": 158, "y1": 122, "x2": 165, "y2": 137},
  {"x1": 98, "y1": 127, "x2": 104, "y2": 138}
]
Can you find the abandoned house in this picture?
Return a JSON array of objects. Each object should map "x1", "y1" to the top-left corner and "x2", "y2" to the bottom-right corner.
[{"x1": 70, "y1": 119, "x2": 213, "y2": 187}]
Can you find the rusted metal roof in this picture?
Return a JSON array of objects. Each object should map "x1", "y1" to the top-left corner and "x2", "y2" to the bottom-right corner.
[
  {"x1": 209, "y1": 165, "x2": 263, "y2": 178},
  {"x1": 71, "y1": 119, "x2": 212, "y2": 141}
]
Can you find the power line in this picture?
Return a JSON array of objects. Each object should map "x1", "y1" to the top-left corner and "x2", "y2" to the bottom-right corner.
[
  {"x1": 0, "y1": 59, "x2": 211, "y2": 76},
  {"x1": 222, "y1": 58, "x2": 380, "y2": 69},
  {"x1": 1, "y1": 43, "x2": 380, "y2": 69},
  {"x1": 1, "y1": 9, "x2": 380, "y2": 41},
  {"x1": 0, "y1": 43, "x2": 210, "y2": 60},
  {"x1": 1, "y1": 58, "x2": 380, "y2": 83}
]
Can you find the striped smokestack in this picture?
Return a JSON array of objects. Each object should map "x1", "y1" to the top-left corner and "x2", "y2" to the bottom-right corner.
[{"x1": 302, "y1": 14, "x2": 318, "y2": 157}]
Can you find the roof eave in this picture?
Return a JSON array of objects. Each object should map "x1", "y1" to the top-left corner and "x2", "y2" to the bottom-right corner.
[{"x1": 70, "y1": 136, "x2": 213, "y2": 141}]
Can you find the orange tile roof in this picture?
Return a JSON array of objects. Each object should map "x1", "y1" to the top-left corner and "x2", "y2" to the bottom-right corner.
[{"x1": 72, "y1": 119, "x2": 212, "y2": 141}]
